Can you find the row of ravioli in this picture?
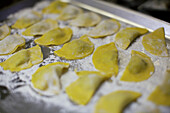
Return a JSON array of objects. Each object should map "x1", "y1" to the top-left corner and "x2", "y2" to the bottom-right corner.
[
  {"x1": 31, "y1": 61, "x2": 170, "y2": 113},
  {"x1": 0, "y1": 0, "x2": 169, "y2": 113},
  {"x1": 0, "y1": 36, "x2": 169, "y2": 112},
  {"x1": 0, "y1": 19, "x2": 168, "y2": 57},
  {"x1": 0, "y1": 0, "x2": 168, "y2": 57}
]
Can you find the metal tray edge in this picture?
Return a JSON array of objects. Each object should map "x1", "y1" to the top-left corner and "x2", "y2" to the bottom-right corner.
[{"x1": 71, "y1": 0, "x2": 170, "y2": 40}]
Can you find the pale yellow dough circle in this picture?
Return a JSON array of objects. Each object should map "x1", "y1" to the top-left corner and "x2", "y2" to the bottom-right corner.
[
  {"x1": 0, "y1": 45, "x2": 43, "y2": 72},
  {"x1": 54, "y1": 35, "x2": 94, "y2": 60},
  {"x1": 115, "y1": 27, "x2": 148, "y2": 49},
  {"x1": 89, "y1": 19, "x2": 120, "y2": 38},
  {"x1": 66, "y1": 71, "x2": 107, "y2": 105},
  {"x1": 69, "y1": 12, "x2": 101, "y2": 27},
  {"x1": 120, "y1": 50, "x2": 154, "y2": 82},
  {"x1": 12, "y1": 11, "x2": 42, "y2": 29},
  {"x1": 142, "y1": 27, "x2": 168, "y2": 57},
  {"x1": 58, "y1": 5, "x2": 83, "y2": 21},
  {"x1": 22, "y1": 19, "x2": 58, "y2": 36},
  {"x1": 148, "y1": 70, "x2": 170, "y2": 106},
  {"x1": 0, "y1": 34, "x2": 25, "y2": 55},
  {"x1": 34, "y1": 27, "x2": 72, "y2": 46},
  {"x1": 42, "y1": 0, "x2": 68, "y2": 14},
  {"x1": 92, "y1": 42, "x2": 119, "y2": 76},
  {"x1": 31, "y1": 62, "x2": 69, "y2": 96},
  {"x1": 0, "y1": 24, "x2": 11, "y2": 40},
  {"x1": 95, "y1": 90, "x2": 141, "y2": 113}
]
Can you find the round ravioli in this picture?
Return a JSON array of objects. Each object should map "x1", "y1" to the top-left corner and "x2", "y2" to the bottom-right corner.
[
  {"x1": 0, "y1": 34, "x2": 25, "y2": 55},
  {"x1": 31, "y1": 62, "x2": 69, "y2": 96},
  {"x1": 34, "y1": 27, "x2": 72, "y2": 46},
  {"x1": 54, "y1": 35, "x2": 94, "y2": 60},
  {"x1": 66, "y1": 71, "x2": 107, "y2": 105},
  {"x1": 142, "y1": 27, "x2": 168, "y2": 57},
  {"x1": 0, "y1": 24, "x2": 11, "y2": 40},
  {"x1": 42, "y1": 0, "x2": 67, "y2": 14},
  {"x1": 120, "y1": 50, "x2": 154, "y2": 82},
  {"x1": 58, "y1": 5, "x2": 83, "y2": 21},
  {"x1": 115, "y1": 27, "x2": 148, "y2": 49},
  {"x1": 148, "y1": 70, "x2": 170, "y2": 106},
  {"x1": 69, "y1": 12, "x2": 101, "y2": 27},
  {"x1": 0, "y1": 45, "x2": 43, "y2": 72},
  {"x1": 95, "y1": 90, "x2": 141, "y2": 113},
  {"x1": 92, "y1": 42, "x2": 118, "y2": 76},
  {"x1": 22, "y1": 19, "x2": 58, "y2": 36},
  {"x1": 89, "y1": 19, "x2": 120, "y2": 38},
  {"x1": 12, "y1": 11, "x2": 42, "y2": 29}
]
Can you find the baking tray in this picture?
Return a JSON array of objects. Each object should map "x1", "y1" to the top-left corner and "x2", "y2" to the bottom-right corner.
[
  {"x1": 0, "y1": 0, "x2": 170, "y2": 113},
  {"x1": 72, "y1": 0, "x2": 170, "y2": 40}
]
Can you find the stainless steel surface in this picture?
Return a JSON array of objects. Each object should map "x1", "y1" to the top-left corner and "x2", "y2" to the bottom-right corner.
[
  {"x1": 0, "y1": 1, "x2": 169, "y2": 113},
  {"x1": 72, "y1": 0, "x2": 170, "y2": 39}
]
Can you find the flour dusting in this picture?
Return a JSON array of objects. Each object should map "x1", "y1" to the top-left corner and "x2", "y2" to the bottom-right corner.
[{"x1": 0, "y1": 1, "x2": 170, "y2": 113}]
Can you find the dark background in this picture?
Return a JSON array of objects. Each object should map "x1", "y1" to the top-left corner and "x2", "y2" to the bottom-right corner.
[
  {"x1": 0, "y1": 0, "x2": 22, "y2": 10},
  {"x1": 0, "y1": 0, "x2": 40, "y2": 21},
  {"x1": 104, "y1": 0, "x2": 170, "y2": 22},
  {"x1": 0, "y1": 0, "x2": 170, "y2": 22}
]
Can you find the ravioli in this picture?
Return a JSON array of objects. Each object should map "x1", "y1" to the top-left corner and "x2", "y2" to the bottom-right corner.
[
  {"x1": 95, "y1": 90, "x2": 141, "y2": 113},
  {"x1": 89, "y1": 19, "x2": 120, "y2": 38},
  {"x1": 115, "y1": 27, "x2": 148, "y2": 49},
  {"x1": 12, "y1": 11, "x2": 42, "y2": 29},
  {"x1": 22, "y1": 19, "x2": 58, "y2": 36},
  {"x1": 54, "y1": 35, "x2": 94, "y2": 60},
  {"x1": 0, "y1": 45, "x2": 43, "y2": 72},
  {"x1": 66, "y1": 71, "x2": 107, "y2": 105},
  {"x1": 69, "y1": 12, "x2": 101, "y2": 27},
  {"x1": 0, "y1": 34, "x2": 25, "y2": 55},
  {"x1": 0, "y1": 24, "x2": 11, "y2": 40},
  {"x1": 42, "y1": 0, "x2": 67, "y2": 14},
  {"x1": 58, "y1": 5, "x2": 83, "y2": 21},
  {"x1": 120, "y1": 50, "x2": 154, "y2": 82},
  {"x1": 142, "y1": 27, "x2": 168, "y2": 57},
  {"x1": 34, "y1": 27, "x2": 72, "y2": 46},
  {"x1": 92, "y1": 42, "x2": 118, "y2": 76},
  {"x1": 148, "y1": 70, "x2": 170, "y2": 106},
  {"x1": 32, "y1": 62, "x2": 69, "y2": 95}
]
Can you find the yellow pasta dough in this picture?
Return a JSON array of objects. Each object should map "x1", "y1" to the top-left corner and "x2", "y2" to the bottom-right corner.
[
  {"x1": 95, "y1": 90, "x2": 141, "y2": 113},
  {"x1": 42, "y1": 0, "x2": 67, "y2": 14},
  {"x1": 54, "y1": 35, "x2": 94, "y2": 60},
  {"x1": 0, "y1": 24, "x2": 11, "y2": 40},
  {"x1": 22, "y1": 19, "x2": 58, "y2": 36},
  {"x1": 148, "y1": 70, "x2": 170, "y2": 106},
  {"x1": 69, "y1": 12, "x2": 101, "y2": 27},
  {"x1": 34, "y1": 27, "x2": 72, "y2": 46},
  {"x1": 142, "y1": 27, "x2": 168, "y2": 57},
  {"x1": 89, "y1": 19, "x2": 120, "y2": 38},
  {"x1": 92, "y1": 42, "x2": 118, "y2": 76},
  {"x1": 120, "y1": 50, "x2": 154, "y2": 82},
  {"x1": 66, "y1": 71, "x2": 107, "y2": 105},
  {"x1": 58, "y1": 5, "x2": 83, "y2": 21},
  {"x1": 0, "y1": 45, "x2": 43, "y2": 72},
  {"x1": 12, "y1": 11, "x2": 42, "y2": 29},
  {"x1": 32, "y1": 62, "x2": 69, "y2": 95},
  {"x1": 115, "y1": 27, "x2": 148, "y2": 49},
  {"x1": 0, "y1": 34, "x2": 25, "y2": 55}
]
